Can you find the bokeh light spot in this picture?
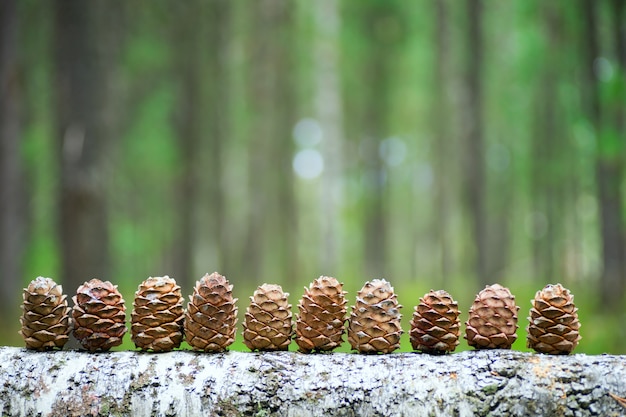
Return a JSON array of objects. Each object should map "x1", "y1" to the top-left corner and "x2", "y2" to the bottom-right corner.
[
  {"x1": 293, "y1": 118, "x2": 323, "y2": 148},
  {"x1": 594, "y1": 57, "x2": 613, "y2": 82},
  {"x1": 293, "y1": 149, "x2": 324, "y2": 180},
  {"x1": 379, "y1": 137, "x2": 406, "y2": 167}
]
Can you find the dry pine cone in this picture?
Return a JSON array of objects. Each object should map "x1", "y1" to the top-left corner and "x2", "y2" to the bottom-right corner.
[
  {"x1": 131, "y1": 276, "x2": 184, "y2": 352},
  {"x1": 465, "y1": 284, "x2": 519, "y2": 349},
  {"x1": 19, "y1": 277, "x2": 70, "y2": 351},
  {"x1": 410, "y1": 289, "x2": 460, "y2": 354},
  {"x1": 243, "y1": 284, "x2": 293, "y2": 351},
  {"x1": 185, "y1": 272, "x2": 238, "y2": 352},
  {"x1": 72, "y1": 279, "x2": 127, "y2": 351},
  {"x1": 527, "y1": 283, "x2": 581, "y2": 355},
  {"x1": 295, "y1": 276, "x2": 347, "y2": 353},
  {"x1": 348, "y1": 279, "x2": 402, "y2": 354}
]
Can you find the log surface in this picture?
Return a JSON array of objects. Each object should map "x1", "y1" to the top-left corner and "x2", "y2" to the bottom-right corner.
[{"x1": 1, "y1": 346, "x2": 625, "y2": 417}]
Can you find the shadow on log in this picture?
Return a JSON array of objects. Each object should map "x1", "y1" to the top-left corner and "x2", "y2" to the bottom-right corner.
[{"x1": 0, "y1": 346, "x2": 625, "y2": 416}]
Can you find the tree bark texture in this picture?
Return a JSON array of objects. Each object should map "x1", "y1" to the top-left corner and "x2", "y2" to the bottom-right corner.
[{"x1": 1, "y1": 347, "x2": 625, "y2": 417}]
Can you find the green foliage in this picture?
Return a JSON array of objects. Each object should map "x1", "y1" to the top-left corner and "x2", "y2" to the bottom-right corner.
[{"x1": 597, "y1": 129, "x2": 624, "y2": 160}]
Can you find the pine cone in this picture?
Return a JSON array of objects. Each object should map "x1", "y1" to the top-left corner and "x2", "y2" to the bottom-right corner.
[
  {"x1": 348, "y1": 279, "x2": 402, "y2": 354},
  {"x1": 527, "y1": 283, "x2": 581, "y2": 355},
  {"x1": 131, "y1": 276, "x2": 184, "y2": 352},
  {"x1": 243, "y1": 284, "x2": 293, "y2": 351},
  {"x1": 410, "y1": 289, "x2": 459, "y2": 354},
  {"x1": 72, "y1": 279, "x2": 127, "y2": 351},
  {"x1": 465, "y1": 284, "x2": 519, "y2": 349},
  {"x1": 184, "y1": 272, "x2": 238, "y2": 352},
  {"x1": 295, "y1": 276, "x2": 347, "y2": 353},
  {"x1": 19, "y1": 277, "x2": 70, "y2": 351}
]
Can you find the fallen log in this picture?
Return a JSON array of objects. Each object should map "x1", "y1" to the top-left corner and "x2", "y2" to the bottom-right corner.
[{"x1": 0, "y1": 346, "x2": 625, "y2": 417}]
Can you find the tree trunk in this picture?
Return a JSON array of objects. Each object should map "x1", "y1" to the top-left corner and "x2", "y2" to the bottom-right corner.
[
  {"x1": 205, "y1": 0, "x2": 232, "y2": 277},
  {"x1": 609, "y1": 0, "x2": 626, "y2": 305},
  {"x1": 361, "y1": 5, "x2": 395, "y2": 279},
  {"x1": 54, "y1": 0, "x2": 115, "y2": 293},
  {"x1": 0, "y1": 0, "x2": 25, "y2": 323},
  {"x1": 313, "y1": 0, "x2": 344, "y2": 273},
  {"x1": 432, "y1": 0, "x2": 452, "y2": 286},
  {"x1": 463, "y1": 0, "x2": 488, "y2": 287},
  {"x1": 530, "y1": 2, "x2": 564, "y2": 283},
  {"x1": 581, "y1": 0, "x2": 625, "y2": 311},
  {"x1": 613, "y1": 0, "x2": 625, "y2": 139},
  {"x1": 244, "y1": 0, "x2": 297, "y2": 284},
  {"x1": 172, "y1": 1, "x2": 204, "y2": 290},
  {"x1": 1, "y1": 347, "x2": 625, "y2": 417},
  {"x1": 173, "y1": 0, "x2": 233, "y2": 283},
  {"x1": 530, "y1": 92, "x2": 554, "y2": 282}
]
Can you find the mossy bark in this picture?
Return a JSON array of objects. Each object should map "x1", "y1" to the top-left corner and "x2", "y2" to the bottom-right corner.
[{"x1": 1, "y1": 347, "x2": 625, "y2": 416}]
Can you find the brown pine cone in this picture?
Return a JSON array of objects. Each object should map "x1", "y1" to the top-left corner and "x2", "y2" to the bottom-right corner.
[
  {"x1": 295, "y1": 276, "x2": 347, "y2": 353},
  {"x1": 527, "y1": 283, "x2": 581, "y2": 355},
  {"x1": 72, "y1": 279, "x2": 127, "y2": 351},
  {"x1": 131, "y1": 276, "x2": 184, "y2": 352},
  {"x1": 410, "y1": 289, "x2": 460, "y2": 354},
  {"x1": 465, "y1": 284, "x2": 519, "y2": 349},
  {"x1": 184, "y1": 272, "x2": 238, "y2": 352},
  {"x1": 348, "y1": 279, "x2": 402, "y2": 354},
  {"x1": 19, "y1": 277, "x2": 70, "y2": 351},
  {"x1": 243, "y1": 284, "x2": 293, "y2": 351}
]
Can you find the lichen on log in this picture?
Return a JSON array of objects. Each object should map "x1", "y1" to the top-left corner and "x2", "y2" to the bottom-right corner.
[{"x1": 0, "y1": 346, "x2": 625, "y2": 416}]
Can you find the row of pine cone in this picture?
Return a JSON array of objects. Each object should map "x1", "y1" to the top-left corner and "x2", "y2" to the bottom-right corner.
[{"x1": 20, "y1": 273, "x2": 581, "y2": 355}]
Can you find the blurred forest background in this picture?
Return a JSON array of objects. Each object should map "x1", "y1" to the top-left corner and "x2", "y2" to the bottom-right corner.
[{"x1": 1, "y1": 0, "x2": 625, "y2": 353}]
